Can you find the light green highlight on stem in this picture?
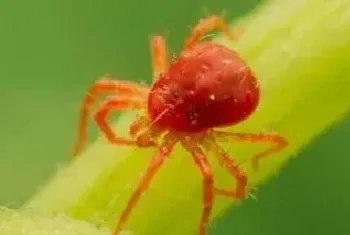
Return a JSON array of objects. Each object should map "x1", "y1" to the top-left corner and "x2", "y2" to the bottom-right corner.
[
  {"x1": 25, "y1": 0, "x2": 350, "y2": 234},
  {"x1": 0, "y1": 207, "x2": 111, "y2": 235}
]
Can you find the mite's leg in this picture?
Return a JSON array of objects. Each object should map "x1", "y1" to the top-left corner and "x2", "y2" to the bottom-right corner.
[
  {"x1": 129, "y1": 115, "x2": 165, "y2": 147},
  {"x1": 184, "y1": 15, "x2": 241, "y2": 49},
  {"x1": 94, "y1": 96, "x2": 145, "y2": 149},
  {"x1": 214, "y1": 131, "x2": 288, "y2": 171},
  {"x1": 202, "y1": 141, "x2": 247, "y2": 199},
  {"x1": 182, "y1": 141, "x2": 214, "y2": 235},
  {"x1": 129, "y1": 115, "x2": 150, "y2": 137},
  {"x1": 150, "y1": 35, "x2": 169, "y2": 78},
  {"x1": 113, "y1": 134, "x2": 177, "y2": 235},
  {"x1": 72, "y1": 77, "x2": 148, "y2": 158}
]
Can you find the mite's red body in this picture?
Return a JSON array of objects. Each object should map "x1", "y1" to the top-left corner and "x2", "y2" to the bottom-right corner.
[
  {"x1": 148, "y1": 43, "x2": 259, "y2": 132},
  {"x1": 72, "y1": 15, "x2": 287, "y2": 235}
]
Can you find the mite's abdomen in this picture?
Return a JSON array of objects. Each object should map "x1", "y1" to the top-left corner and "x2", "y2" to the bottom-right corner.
[{"x1": 148, "y1": 43, "x2": 260, "y2": 133}]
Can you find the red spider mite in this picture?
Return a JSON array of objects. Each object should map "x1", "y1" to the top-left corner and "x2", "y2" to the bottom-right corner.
[{"x1": 71, "y1": 15, "x2": 288, "y2": 235}]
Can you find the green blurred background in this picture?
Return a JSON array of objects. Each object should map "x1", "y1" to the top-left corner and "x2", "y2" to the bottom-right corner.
[{"x1": 0, "y1": 0, "x2": 349, "y2": 234}]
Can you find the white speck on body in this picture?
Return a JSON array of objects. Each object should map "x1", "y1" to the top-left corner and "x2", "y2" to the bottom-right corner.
[
  {"x1": 201, "y1": 65, "x2": 209, "y2": 71},
  {"x1": 222, "y1": 59, "x2": 233, "y2": 65},
  {"x1": 209, "y1": 94, "x2": 216, "y2": 100}
]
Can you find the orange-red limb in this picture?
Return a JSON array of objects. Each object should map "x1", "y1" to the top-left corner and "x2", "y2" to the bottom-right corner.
[
  {"x1": 151, "y1": 35, "x2": 168, "y2": 78},
  {"x1": 129, "y1": 115, "x2": 165, "y2": 148},
  {"x1": 214, "y1": 131, "x2": 288, "y2": 171},
  {"x1": 129, "y1": 115, "x2": 149, "y2": 137},
  {"x1": 113, "y1": 134, "x2": 176, "y2": 235},
  {"x1": 93, "y1": 96, "x2": 144, "y2": 148},
  {"x1": 184, "y1": 15, "x2": 237, "y2": 49},
  {"x1": 203, "y1": 141, "x2": 247, "y2": 199},
  {"x1": 71, "y1": 79, "x2": 147, "y2": 158},
  {"x1": 182, "y1": 142, "x2": 214, "y2": 235}
]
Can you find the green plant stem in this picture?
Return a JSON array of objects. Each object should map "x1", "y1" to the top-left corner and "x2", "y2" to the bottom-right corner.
[
  {"x1": 0, "y1": 207, "x2": 110, "y2": 235},
  {"x1": 25, "y1": 0, "x2": 350, "y2": 234}
]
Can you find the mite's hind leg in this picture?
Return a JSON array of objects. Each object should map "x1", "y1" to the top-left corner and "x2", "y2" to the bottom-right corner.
[
  {"x1": 214, "y1": 131, "x2": 288, "y2": 171},
  {"x1": 184, "y1": 15, "x2": 242, "y2": 49},
  {"x1": 150, "y1": 35, "x2": 169, "y2": 78},
  {"x1": 182, "y1": 141, "x2": 214, "y2": 235},
  {"x1": 113, "y1": 134, "x2": 177, "y2": 235},
  {"x1": 72, "y1": 77, "x2": 148, "y2": 158},
  {"x1": 202, "y1": 141, "x2": 247, "y2": 199}
]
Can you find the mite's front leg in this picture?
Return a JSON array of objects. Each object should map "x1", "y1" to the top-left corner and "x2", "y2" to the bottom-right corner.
[
  {"x1": 94, "y1": 96, "x2": 144, "y2": 147},
  {"x1": 113, "y1": 134, "x2": 177, "y2": 235},
  {"x1": 183, "y1": 15, "x2": 242, "y2": 49},
  {"x1": 72, "y1": 77, "x2": 148, "y2": 158},
  {"x1": 150, "y1": 35, "x2": 169, "y2": 78}
]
